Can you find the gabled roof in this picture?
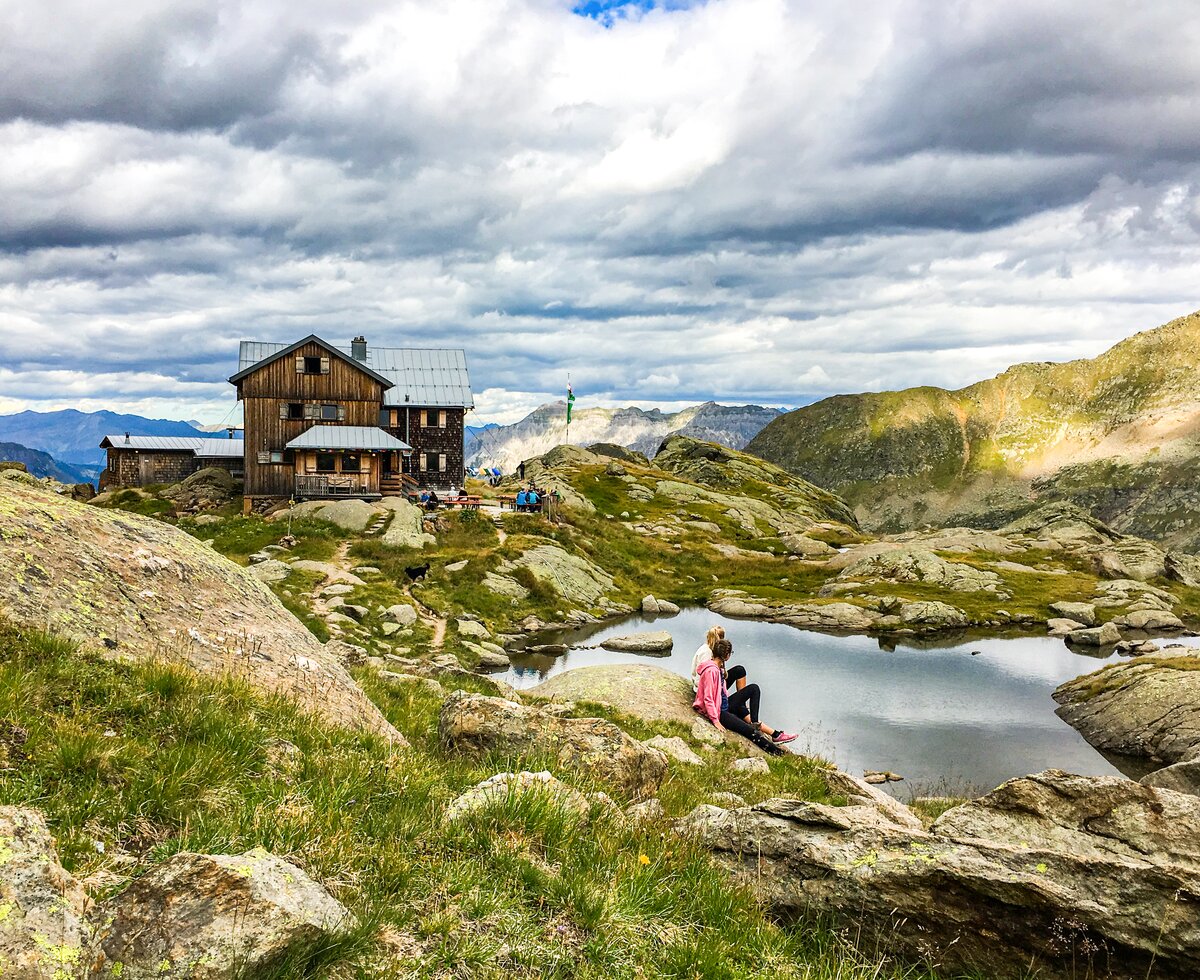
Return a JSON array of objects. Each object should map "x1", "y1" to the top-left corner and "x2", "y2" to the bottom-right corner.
[
  {"x1": 100, "y1": 435, "x2": 245, "y2": 458},
  {"x1": 229, "y1": 334, "x2": 395, "y2": 390},
  {"x1": 284, "y1": 426, "x2": 412, "y2": 452},
  {"x1": 236, "y1": 339, "x2": 473, "y2": 409}
]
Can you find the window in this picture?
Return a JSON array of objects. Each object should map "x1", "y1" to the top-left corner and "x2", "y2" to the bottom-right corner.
[
  {"x1": 341, "y1": 453, "x2": 361, "y2": 473},
  {"x1": 321, "y1": 404, "x2": 340, "y2": 420},
  {"x1": 316, "y1": 452, "x2": 336, "y2": 473},
  {"x1": 287, "y1": 402, "x2": 303, "y2": 420},
  {"x1": 269, "y1": 451, "x2": 285, "y2": 464},
  {"x1": 304, "y1": 356, "x2": 322, "y2": 374},
  {"x1": 378, "y1": 408, "x2": 391, "y2": 426},
  {"x1": 420, "y1": 409, "x2": 447, "y2": 428}
]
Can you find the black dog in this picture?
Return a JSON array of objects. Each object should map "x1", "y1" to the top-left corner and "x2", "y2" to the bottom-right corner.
[{"x1": 404, "y1": 563, "x2": 430, "y2": 583}]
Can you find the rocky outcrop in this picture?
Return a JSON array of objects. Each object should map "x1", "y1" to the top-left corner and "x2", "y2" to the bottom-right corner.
[
  {"x1": 499, "y1": 544, "x2": 615, "y2": 607},
  {"x1": 679, "y1": 769, "x2": 1200, "y2": 980},
  {"x1": 438, "y1": 692, "x2": 667, "y2": 797},
  {"x1": 86, "y1": 847, "x2": 355, "y2": 979},
  {"x1": 378, "y1": 497, "x2": 436, "y2": 549},
  {"x1": 643, "y1": 735, "x2": 702, "y2": 766},
  {"x1": 1049, "y1": 600, "x2": 1097, "y2": 625},
  {"x1": 1054, "y1": 654, "x2": 1200, "y2": 764},
  {"x1": 708, "y1": 591, "x2": 969, "y2": 633},
  {"x1": 600, "y1": 631, "x2": 673, "y2": 653},
  {"x1": 1066, "y1": 622, "x2": 1122, "y2": 646},
  {"x1": 835, "y1": 548, "x2": 1006, "y2": 595},
  {"x1": 1141, "y1": 760, "x2": 1200, "y2": 796},
  {"x1": 0, "y1": 482, "x2": 397, "y2": 740},
  {"x1": 0, "y1": 807, "x2": 88, "y2": 979},
  {"x1": 640, "y1": 595, "x2": 681, "y2": 615},
  {"x1": 160, "y1": 467, "x2": 238, "y2": 513}
]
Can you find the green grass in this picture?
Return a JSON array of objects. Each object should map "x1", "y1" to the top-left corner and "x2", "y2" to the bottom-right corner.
[
  {"x1": 0, "y1": 618, "x2": 950, "y2": 979},
  {"x1": 177, "y1": 514, "x2": 342, "y2": 564}
]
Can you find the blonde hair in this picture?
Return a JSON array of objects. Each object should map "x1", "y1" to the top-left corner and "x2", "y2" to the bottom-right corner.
[{"x1": 705, "y1": 625, "x2": 725, "y2": 650}]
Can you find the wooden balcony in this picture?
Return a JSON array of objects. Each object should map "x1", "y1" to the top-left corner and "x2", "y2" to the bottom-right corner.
[{"x1": 293, "y1": 474, "x2": 380, "y2": 500}]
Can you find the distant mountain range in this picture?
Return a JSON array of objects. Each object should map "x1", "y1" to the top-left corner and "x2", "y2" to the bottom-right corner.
[
  {"x1": 747, "y1": 309, "x2": 1200, "y2": 551},
  {"x1": 465, "y1": 401, "x2": 783, "y2": 473},
  {"x1": 0, "y1": 442, "x2": 96, "y2": 484},
  {"x1": 0, "y1": 410, "x2": 206, "y2": 467}
]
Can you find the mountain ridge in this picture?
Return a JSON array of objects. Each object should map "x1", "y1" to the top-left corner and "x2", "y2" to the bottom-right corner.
[
  {"x1": 466, "y1": 400, "x2": 782, "y2": 473},
  {"x1": 746, "y1": 309, "x2": 1200, "y2": 549},
  {"x1": 0, "y1": 409, "x2": 208, "y2": 466}
]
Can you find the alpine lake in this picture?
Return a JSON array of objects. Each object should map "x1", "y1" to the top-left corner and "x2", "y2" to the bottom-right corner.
[{"x1": 503, "y1": 606, "x2": 1199, "y2": 796}]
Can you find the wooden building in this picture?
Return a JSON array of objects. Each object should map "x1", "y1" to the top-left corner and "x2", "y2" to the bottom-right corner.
[
  {"x1": 99, "y1": 434, "x2": 244, "y2": 489},
  {"x1": 231, "y1": 335, "x2": 473, "y2": 502}
]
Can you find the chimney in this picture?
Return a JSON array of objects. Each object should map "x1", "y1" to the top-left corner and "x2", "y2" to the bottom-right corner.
[
  {"x1": 124, "y1": 432, "x2": 130, "y2": 444},
  {"x1": 351, "y1": 336, "x2": 367, "y2": 362}
]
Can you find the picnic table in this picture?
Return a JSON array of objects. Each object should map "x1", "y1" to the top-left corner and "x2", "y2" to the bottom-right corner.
[{"x1": 442, "y1": 495, "x2": 482, "y2": 510}]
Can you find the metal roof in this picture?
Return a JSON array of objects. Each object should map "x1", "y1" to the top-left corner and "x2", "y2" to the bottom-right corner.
[
  {"x1": 100, "y1": 435, "x2": 244, "y2": 457},
  {"x1": 230, "y1": 335, "x2": 394, "y2": 389},
  {"x1": 284, "y1": 425, "x2": 412, "y2": 452},
  {"x1": 237, "y1": 339, "x2": 473, "y2": 408}
]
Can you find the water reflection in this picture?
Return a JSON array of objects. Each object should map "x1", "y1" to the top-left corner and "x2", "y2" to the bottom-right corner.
[{"x1": 504, "y1": 607, "x2": 1196, "y2": 795}]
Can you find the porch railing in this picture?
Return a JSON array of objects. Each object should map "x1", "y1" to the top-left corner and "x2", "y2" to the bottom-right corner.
[{"x1": 293, "y1": 474, "x2": 376, "y2": 498}]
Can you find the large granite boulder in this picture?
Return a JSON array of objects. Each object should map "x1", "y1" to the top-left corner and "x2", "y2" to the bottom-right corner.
[
  {"x1": 161, "y1": 467, "x2": 238, "y2": 513},
  {"x1": 498, "y1": 545, "x2": 615, "y2": 607},
  {"x1": 1141, "y1": 760, "x2": 1200, "y2": 796},
  {"x1": 439, "y1": 692, "x2": 667, "y2": 797},
  {"x1": 0, "y1": 482, "x2": 397, "y2": 741},
  {"x1": 379, "y1": 497, "x2": 436, "y2": 549},
  {"x1": 86, "y1": 848, "x2": 355, "y2": 978},
  {"x1": 0, "y1": 807, "x2": 88, "y2": 979},
  {"x1": 1054, "y1": 654, "x2": 1200, "y2": 764},
  {"x1": 443, "y1": 770, "x2": 591, "y2": 822},
  {"x1": 278, "y1": 498, "x2": 380, "y2": 532},
  {"x1": 1049, "y1": 600, "x2": 1097, "y2": 626},
  {"x1": 679, "y1": 770, "x2": 1200, "y2": 980}
]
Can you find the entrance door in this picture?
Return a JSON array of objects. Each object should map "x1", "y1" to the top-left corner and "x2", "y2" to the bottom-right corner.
[{"x1": 139, "y1": 455, "x2": 155, "y2": 485}]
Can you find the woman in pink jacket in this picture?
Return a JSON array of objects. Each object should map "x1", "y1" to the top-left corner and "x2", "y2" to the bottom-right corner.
[{"x1": 693, "y1": 639, "x2": 784, "y2": 755}]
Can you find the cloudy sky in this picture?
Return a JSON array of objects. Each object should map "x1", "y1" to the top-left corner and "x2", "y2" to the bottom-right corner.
[{"x1": 1, "y1": 0, "x2": 1198, "y2": 425}]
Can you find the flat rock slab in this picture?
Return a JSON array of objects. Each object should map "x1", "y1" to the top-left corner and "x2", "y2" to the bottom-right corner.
[
  {"x1": 600, "y1": 631, "x2": 673, "y2": 653},
  {"x1": 0, "y1": 483, "x2": 397, "y2": 741},
  {"x1": 679, "y1": 769, "x2": 1200, "y2": 980}
]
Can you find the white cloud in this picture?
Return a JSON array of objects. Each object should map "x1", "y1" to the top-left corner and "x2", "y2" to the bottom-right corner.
[{"x1": 0, "y1": 0, "x2": 1197, "y2": 426}]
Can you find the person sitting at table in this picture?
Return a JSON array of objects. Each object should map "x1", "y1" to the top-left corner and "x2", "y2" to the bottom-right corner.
[
  {"x1": 425, "y1": 489, "x2": 439, "y2": 512},
  {"x1": 516, "y1": 489, "x2": 528, "y2": 509},
  {"x1": 527, "y1": 488, "x2": 540, "y2": 510}
]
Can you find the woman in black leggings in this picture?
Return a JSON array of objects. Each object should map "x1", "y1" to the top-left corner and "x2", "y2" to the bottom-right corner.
[{"x1": 693, "y1": 639, "x2": 783, "y2": 755}]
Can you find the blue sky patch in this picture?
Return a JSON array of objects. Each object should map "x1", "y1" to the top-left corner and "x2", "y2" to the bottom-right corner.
[{"x1": 572, "y1": 0, "x2": 700, "y2": 27}]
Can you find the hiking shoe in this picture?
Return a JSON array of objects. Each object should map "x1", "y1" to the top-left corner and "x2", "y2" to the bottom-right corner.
[{"x1": 773, "y1": 731, "x2": 798, "y2": 744}]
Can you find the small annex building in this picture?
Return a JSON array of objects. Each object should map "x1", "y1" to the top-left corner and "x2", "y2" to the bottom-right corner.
[
  {"x1": 231, "y1": 334, "x2": 473, "y2": 503},
  {"x1": 100, "y1": 434, "x2": 244, "y2": 489}
]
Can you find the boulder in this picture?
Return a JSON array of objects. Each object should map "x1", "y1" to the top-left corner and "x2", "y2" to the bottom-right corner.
[
  {"x1": 87, "y1": 847, "x2": 355, "y2": 978},
  {"x1": 999, "y1": 502, "x2": 1120, "y2": 545},
  {"x1": 281, "y1": 498, "x2": 381, "y2": 532},
  {"x1": 439, "y1": 692, "x2": 667, "y2": 797},
  {"x1": 161, "y1": 467, "x2": 238, "y2": 512},
  {"x1": 249, "y1": 559, "x2": 292, "y2": 583},
  {"x1": 640, "y1": 595, "x2": 681, "y2": 616},
  {"x1": 643, "y1": 735, "x2": 703, "y2": 766},
  {"x1": 0, "y1": 807, "x2": 87, "y2": 979},
  {"x1": 1140, "y1": 760, "x2": 1200, "y2": 796},
  {"x1": 1048, "y1": 601, "x2": 1097, "y2": 626},
  {"x1": 626, "y1": 798, "x2": 665, "y2": 823},
  {"x1": 287, "y1": 561, "x2": 365, "y2": 586},
  {"x1": 1055, "y1": 654, "x2": 1200, "y2": 764},
  {"x1": 1164, "y1": 551, "x2": 1200, "y2": 587},
  {"x1": 679, "y1": 770, "x2": 1200, "y2": 980},
  {"x1": 600, "y1": 631, "x2": 673, "y2": 654},
  {"x1": 0, "y1": 482, "x2": 395, "y2": 740},
  {"x1": 897, "y1": 600, "x2": 968, "y2": 629},
  {"x1": 731, "y1": 757, "x2": 770, "y2": 776},
  {"x1": 444, "y1": 560, "x2": 469, "y2": 573},
  {"x1": 379, "y1": 497, "x2": 436, "y2": 549},
  {"x1": 482, "y1": 572, "x2": 529, "y2": 600},
  {"x1": 1047, "y1": 617, "x2": 1084, "y2": 636},
  {"x1": 1113, "y1": 609, "x2": 1185, "y2": 632},
  {"x1": 456, "y1": 619, "x2": 491, "y2": 641},
  {"x1": 444, "y1": 771, "x2": 591, "y2": 822},
  {"x1": 382, "y1": 604, "x2": 418, "y2": 626},
  {"x1": 1066, "y1": 622, "x2": 1122, "y2": 646},
  {"x1": 472, "y1": 650, "x2": 510, "y2": 674},
  {"x1": 780, "y1": 533, "x2": 836, "y2": 558},
  {"x1": 1093, "y1": 539, "x2": 1168, "y2": 582},
  {"x1": 708, "y1": 593, "x2": 883, "y2": 632}
]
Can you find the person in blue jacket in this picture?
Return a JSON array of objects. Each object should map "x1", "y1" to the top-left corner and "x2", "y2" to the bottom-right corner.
[{"x1": 516, "y1": 489, "x2": 527, "y2": 509}]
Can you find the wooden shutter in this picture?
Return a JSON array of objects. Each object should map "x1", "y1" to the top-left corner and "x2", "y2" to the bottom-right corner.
[
  {"x1": 419, "y1": 453, "x2": 427, "y2": 472},
  {"x1": 279, "y1": 403, "x2": 289, "y2": 420},
  {"x1": 320, "y1": 356, "x2": 331, "y2": 374},
  {"x1": 304, "y1": 403, "x2": 319, "y2": 420},
  {"x1": 337, "y1": 406, "x2": 346, "y2": 421},
  {"x1": 419, "y1": 410, "x2": 428, "y2": 427},
  {"x1": 294, "y1": 355, "x2": 305, "y2": 373},
  {"x1": 438, "y1": 410, "x2": 447, "y2": 428},
  {"x1": 438, "y1": 453, "x2": 447, "y2": 472}
]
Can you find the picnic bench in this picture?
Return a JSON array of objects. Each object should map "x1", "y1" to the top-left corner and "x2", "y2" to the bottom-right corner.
[{"x1": 442, "y1": 495, "x2": 483, "y2": 510}]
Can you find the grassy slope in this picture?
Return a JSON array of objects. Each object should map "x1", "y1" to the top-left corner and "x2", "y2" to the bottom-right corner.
[{"x1": 0, "y1": 619, "x2": 954, "y2": 980}]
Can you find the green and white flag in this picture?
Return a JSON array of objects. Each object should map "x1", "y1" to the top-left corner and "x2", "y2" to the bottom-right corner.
[{"x1": 566, "y1": 381, "x2": 575, "y2": 424}]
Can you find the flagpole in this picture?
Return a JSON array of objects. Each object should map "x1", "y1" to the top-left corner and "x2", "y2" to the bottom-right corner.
[{"x1": 565, "y1": 373, "x2": 571, "y2": 446}]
